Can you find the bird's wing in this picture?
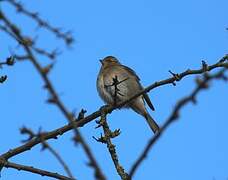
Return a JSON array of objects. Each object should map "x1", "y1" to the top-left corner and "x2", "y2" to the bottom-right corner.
[
  {"x1": 121, "y1": 65, "x2": 155, "y2": 111},
  {"x1": 120, "y1": 65, "x2": 140, "y2": 81},
  {"x1": 143, "y1": 93, "x2": 155, "y2": 111}
]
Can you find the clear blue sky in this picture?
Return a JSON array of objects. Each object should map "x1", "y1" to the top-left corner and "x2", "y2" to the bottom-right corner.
[{"x1": 0, "y1": 0, "x2": 227, "y2": 180}]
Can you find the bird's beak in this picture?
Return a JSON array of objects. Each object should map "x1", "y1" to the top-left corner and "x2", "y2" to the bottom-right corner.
[{"x1": 99, "y1": 59, "x2": 104, "y2": 65}]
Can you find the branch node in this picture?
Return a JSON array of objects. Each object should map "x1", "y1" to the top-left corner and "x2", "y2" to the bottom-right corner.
[
  {"x1": 77, "y1": 109, "x2": 87, "y2": 120},
  {"x1": 46, "y1": 95, "x2": 57, "y2": 104},
  {"x1": 110, "y1": 129, "x2": 121, "y2": 138},
  {"x1": 191, "y1": 96, "x2": 197, "y2": 104},
  {"x1": 92, "y1": 134, "x2": 107, "y2": 144},
  {"x1": 41, "y1": 63, "x2": 54, "y2": 75},
  {"x1": 195, "y1": 77, "x2": 209, "y2": 89},
  {"x1": 6, "y1": 56, "x2": 15, "y2": 66},
  {"x1": 219, "y1": 54, "x2": 228, "y2": 63},
  {"x1": 169, "y1": 70, "x2": 181, "y2": 82},
  {"x1": 0, "y1": 75, "x2": 7, "y2": 83},
  {"x1": 21, "y1": 37, "x2": 34, "y2": 46},
  {"x1": 202, "y1": 60, "x2": 209, "y2": 72},
  {"x1": 20, "y1": 126, "x2": 34, "y2": 143}
]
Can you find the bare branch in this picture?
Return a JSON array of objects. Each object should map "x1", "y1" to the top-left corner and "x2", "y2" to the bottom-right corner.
[
  {"x1": 1, "y1": 2, "x2": 226, "y2": 180},
  {"x1": 1, "y1": 8, "x2": 227, "y2": 179},
  {"x1": 13, "y1": 54, "x2": 29, "y2": 61},
  {"x1": 0, "y1": 9, "x2": 106, "y2": 180},
  {"x1": 128, "y1": 68, "x2": 228, "y2": 178},
  {"x1": 0, "y1": 25, "x2": 60, "y2": 60},
  {"x1": 3, "y1": 0, "x2": 74, "y2": 45},
  {"x1": 20, "y1": 126, "x2": 74, "y2": 179},
  {"x1": 95, "y1": 109, "x2": 128, "y2": 180},
  {"x1": 0, "y1": 55, "x2": 226, "y2": 168},
  {"x1": 0, "y1": 159, "x2": 75, "y2": 180},
  {"x1": 32, "y1": 46, "x2": 60, "y2": 60}
]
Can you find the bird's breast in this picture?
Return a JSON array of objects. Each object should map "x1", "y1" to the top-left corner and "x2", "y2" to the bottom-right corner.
[{"x1": 97, "y1": 68, "x2": 141, "y2": 105}]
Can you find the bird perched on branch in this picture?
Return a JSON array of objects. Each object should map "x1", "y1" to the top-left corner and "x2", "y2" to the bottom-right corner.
[{"x1": 97, "y1": 56, "x2": 160, "y2": 133}]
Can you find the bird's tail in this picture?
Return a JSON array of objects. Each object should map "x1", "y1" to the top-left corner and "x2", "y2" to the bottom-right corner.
[{"x1": 144, "y1": 113, "x2": 160, "y2": 133}]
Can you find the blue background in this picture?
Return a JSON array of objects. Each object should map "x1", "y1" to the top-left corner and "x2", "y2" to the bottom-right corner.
[{"x1": 0, "y1": 0, "x2": 227, "y2": 179}]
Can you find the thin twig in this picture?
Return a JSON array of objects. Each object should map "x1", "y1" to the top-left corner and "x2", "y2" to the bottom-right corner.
[
  {"x1": 128, "y1": 68, "x2": 227, "y2": 178},
  {"x1": 4, "y1": 0, "x2": 74, "y2": 45},
  {"x1": 0, "y1": 159, "x2": 75, "y2": 180},
  {"x1": 20, "y1": 127, "x2": 74, "y2": 178},
  {"x1": 0, "y1": 25, "x2": 60, "y2": 60},
  {"x1": 32, "y1": 46, "x2": 60, "y2": 60},
  {"x1": 44, "y1": 144, "x2": 74, "y2": 178}
]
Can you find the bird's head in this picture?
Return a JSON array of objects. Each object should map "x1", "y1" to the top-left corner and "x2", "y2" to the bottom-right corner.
[{"x1": 99, "y1": 56, "x2": 120, "y2": 67}]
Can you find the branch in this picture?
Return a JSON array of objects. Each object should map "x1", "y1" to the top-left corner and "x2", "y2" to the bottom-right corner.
[
  {"x1": 128, "y1": 68, "x2": 228, "y2": 178},
  {"x1": 1, "y1": 9, "x2": 227, "y2": 178},
  {"x1": 0, "y1": 56, "x2": 227, "y2": 169},
  {"x1": 3, "y1": 0, "x2": 74, "y2": 45},
  {"x1": 20, "y1": 126, "x2": 74, "y2": 179},
  {"x1": 0, "y1": 56, "x2": 15, "y2": 67},
  {"x1": 0, "y1": 25, "x2": 60, "y2": 60},
  {"x1": 0, "y1": 9, "x2": 106, "y2": 180},
  {"x1": 0, "y1": 56, "x2": 15, "y2": 84},
  {"x1": 0, "y1": 158, "x2": 75, "y2": 180},
  {"x1": 2, "y1": 2, "x2": 226, "y2": 180},
  {"x1": 32, "y1": 46, "x2": 60, "y2": 60},
  {"x1": 94, "y1": 109, "x2": 128, "y2": 179},
  {"x1": 0, "y1": 75, "x2": 7, "y2": 83}
]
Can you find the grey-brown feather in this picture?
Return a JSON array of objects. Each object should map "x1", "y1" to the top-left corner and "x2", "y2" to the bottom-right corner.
[
  {"x1": 97, "y1": 57, "x2": 159, "y2": 133},
  {"x1": 97, "y1": 64, "x2": 143, "y2": 106}
]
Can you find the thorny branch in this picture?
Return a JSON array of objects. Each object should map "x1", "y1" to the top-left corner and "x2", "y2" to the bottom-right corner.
[
  {"x1": 0, "y1": 8, "x2": 105, "y2": 180},
  {"x1": 94, "y1": 109, "x2": 127, "y2": 179},
  {"x1": 128, "y1": 68, "x2": 228, "y2": 178}
]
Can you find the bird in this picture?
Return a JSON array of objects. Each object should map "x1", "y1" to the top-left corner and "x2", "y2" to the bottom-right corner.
[{"x1": 96, "y1": 56, "x2": 160, "y2": 133}]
